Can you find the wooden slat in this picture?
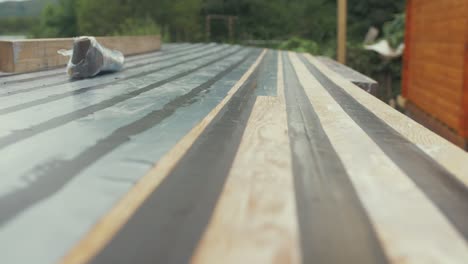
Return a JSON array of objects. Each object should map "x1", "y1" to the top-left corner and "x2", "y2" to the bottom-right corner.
[
  {"x1": 193, "y1": 53, "x2": 299, "y2": 263},
  {"x1": 60, "y1": 49, "x2": 266, "y2": 264},
  {"x1": 192, "y1": 96, "x2": 301, "y2": 264},
  {"x1": 0, "y1": 35, "x2": 161, "y2": 73},
  {"x1": 0, "y1": 43, "x2": 467, "y2": 263},
  {"x1": 306, "y1": 53, "x2": 468, "y2": 187},
  {"x1": 291, "y1": 52, "x2": 468, "y2": 264}
]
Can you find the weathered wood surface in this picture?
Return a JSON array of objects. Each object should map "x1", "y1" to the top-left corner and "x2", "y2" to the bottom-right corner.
[
  {"x1": 0, "y1": 35, "x2": 161, "y2": 73},
  {"x1": 0, "y1": 43, "x2": 467, "y2": 264}
]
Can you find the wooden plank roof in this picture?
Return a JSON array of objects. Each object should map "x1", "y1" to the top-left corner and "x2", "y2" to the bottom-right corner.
[{"x1": 0, "y1": 43, "x2": 467, "y2": 264}]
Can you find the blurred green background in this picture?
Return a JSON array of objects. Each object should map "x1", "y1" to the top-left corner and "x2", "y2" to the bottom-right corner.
[{"x1": 0, "y1": 0, "x2": 405, "y2": 104}]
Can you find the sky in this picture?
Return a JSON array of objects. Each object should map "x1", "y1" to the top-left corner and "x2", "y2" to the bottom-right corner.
[{"x1": 0, "y1": 0, "x2": 30, "y2": 2}]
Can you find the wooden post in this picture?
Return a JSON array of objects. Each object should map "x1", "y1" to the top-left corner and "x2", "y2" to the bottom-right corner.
[{"x1": 337, "y1": 0, "x2": 347, "y2": 64}]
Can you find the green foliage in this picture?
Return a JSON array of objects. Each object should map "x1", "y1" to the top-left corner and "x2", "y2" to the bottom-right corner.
[
  {"x1": 0, "y1": 0, "x2": 56, "y2": 18},
  {"x1": 170, "y1": 0, "x2": 203, "y2": 41},
  {"x1": 347, "y1": 42, "x2": 383, "y2": 77},
  {"x1": 76, "y1": 0, "x2": 133, "y2": 36},
  {"x1": 348, "y1": 0, "x2": 405, "y2": 42},
  {"x1": 31, "y1": 0, "x2": 78, "y2": 38},
  {"x1": 0, "y1": 17, "x2": 38, "y2": 35},
  {"x1": 24, "y1": 0, "x2": 406, "y2": 45},
  {"x1": 113, "y1": 17, "x2": 161, "y2": 36},
  {"x1": 383, "y1": 13, "x2": 405, "y2": 49},
  {"x1": 278, "y1": 37, "x2": 320, "y2": 54}
]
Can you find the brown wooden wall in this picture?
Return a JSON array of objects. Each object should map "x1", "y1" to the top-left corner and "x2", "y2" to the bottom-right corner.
[
  {"x1": 403, "y1": 0, "x2": 468, "y2": 139},
  {"x1": 464, "y1": 24, "x2": 468, "y2": 138}
]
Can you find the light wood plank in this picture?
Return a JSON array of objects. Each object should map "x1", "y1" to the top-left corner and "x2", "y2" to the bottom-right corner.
[
  {"x1": 305, "y1": 54, "x2": 468, "y2": 187},
  {"x1": 290, "y1": 52, "x2": 468, "y2": 263},
  {"x1": 192, "y1": 96, "x2": 300, "y2": 264},
  {"x1": 0, "y1": 35, "x2": 161, "y2": 73},
  {"x1": 60, "y1": 49, "x2": 267, "y2": 264}
]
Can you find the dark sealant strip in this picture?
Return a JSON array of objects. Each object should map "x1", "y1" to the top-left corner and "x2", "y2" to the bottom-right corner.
[
  {"x1": 255, "y1": 50, "x2": 278, "y2": 96},
  {"x1": 0, "y1": 43, "x2": 196, "y2": 85},
  {"x1": 121, "y1": 44, "x2": 208, "y2": 71},
  {"x1": 124, "y1": 43, "x2": 194, "y2": 63},
  {"x1": 0, "y1": 49, "x2": 259, "y2": 227},
  {"x1": 0, "y1": 48, "x2": 246, "y2": 150},
  {"x1": 298, "y1": 54, "x2": 468, "y2": 240},
  {"x1": 0, "y1": 45, "x2": 230, "y2": 115},
  {"x1": 0, "y1": 44, "x2": 217, "y2": 97},
  {"x1": 89, "y1": 51, "x2": 263, "y2": 264},
  {"x1": 282, "y1": 52, "x2": 389, "y2": 264}
]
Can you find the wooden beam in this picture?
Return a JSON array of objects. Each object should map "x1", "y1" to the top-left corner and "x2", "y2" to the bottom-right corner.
[
  {"x1": 337, "y1": 0, "x2": 347, "y2": 64},
  {"x1": 0, "y1": 35, "x2": 161, "y2": 73}
]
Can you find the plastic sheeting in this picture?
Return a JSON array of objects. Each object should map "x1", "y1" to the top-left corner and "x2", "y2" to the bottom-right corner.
[{"x1": 58, "y1": 36, "x2": 125, "y2": 79}]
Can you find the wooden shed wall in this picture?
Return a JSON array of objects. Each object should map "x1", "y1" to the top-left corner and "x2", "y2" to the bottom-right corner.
[
  {"x1": 403, "y1": 0, "x2": 468, "y2": 138},
  {"x1": 464, "y1": 27, "x2": 468, "y2": 138}
]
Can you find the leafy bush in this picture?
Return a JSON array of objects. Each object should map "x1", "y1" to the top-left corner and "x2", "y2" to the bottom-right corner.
[
  {"x1": 31, "y1": 0, "x2": 78, "y2": 38},
  {"x1": 383, "y1": 13, "x2": 405, "y2": 49},
  {"x1": 0, "y1": 17, "x2": 38, "y2": 35},
  {"x1": 278, "y1": 37, "x2": 320, "y2": 54},
  {"x1": 113, "y1": 17, "x2": 161, "y2": 36}
]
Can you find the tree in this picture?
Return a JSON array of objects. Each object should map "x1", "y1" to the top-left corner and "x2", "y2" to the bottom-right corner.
[
  {"x1": 76, "y1": 0, "x2": 133, "y2": 35},
  {"x1": 32, "y1": 0, "x2": 78, "y2": 37},
  {"x1": 30, "y1": 0, "x2": 405, "y2": 44}
]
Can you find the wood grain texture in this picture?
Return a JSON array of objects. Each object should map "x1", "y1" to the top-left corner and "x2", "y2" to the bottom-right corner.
[
  {"x1": 0, "y1": 41, "x2": 13, "y2": 72},
  {"x1": 404, "y1": 0, "x2": 468, "y2": 134},
  {"x1": 305, "y1": 53, "x2": 468, "y2": 189},
  {"x1": 60, "y1": 49, "x2": 266, "y2": 264},
  {"x1": 285, "y1": 52, "x2": 388, "y2": 264},
  {"x1": 192, "y1": 96, "x2": 301, "y2": 264},
  {"x1": 192, "y1": 53, "x2": 300, "y2": 264},
  {"x1": 406, "y1": 102, "x2": 467, "y2": 148},
  {"x1": 463, "y1": 22, "x2": 468, "y2": 139},
  {"x1": 0, "y1": 35, "x2": 161, "y2": 73},
  {"x1": 290, "y1": 52, "x2": 468, "y2": 264}
]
